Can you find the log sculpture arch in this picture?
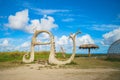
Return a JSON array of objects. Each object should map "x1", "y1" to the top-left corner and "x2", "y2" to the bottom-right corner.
[{"x1": 23, "y1": 30, "x2": 81, "y2": 65}]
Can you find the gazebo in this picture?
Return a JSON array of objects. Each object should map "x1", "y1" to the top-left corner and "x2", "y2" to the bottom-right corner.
[{"x1": 79, "y1": 44, "x2": 99, "y2": 57}]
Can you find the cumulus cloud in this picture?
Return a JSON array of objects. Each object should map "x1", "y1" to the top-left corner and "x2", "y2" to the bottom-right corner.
[
  {"x1": 3, "y1": 39, "x2": 9, "y2": 46},
  {"x1": 76, "y1": 34, "x2": 94, "y2": 46},
  {"x1": 0, "y1": 39, "x2": 14, "y2": 51},
  {"x1": 26, "y1": 15, "x2": 58, "y2": 33},
  {"x1": 41, "y1": 33, "x2": 50, "y2": 39},
  {"x1": 5, "y1": 9, "x2": 29, "y2": 30},
  {"x1": 0, "y1": 39, "x2": 9, "y2": 47},
  {"x1": 0, "y1": 34, "x2": 95, "y2": 52},
  {"x1": 20, "y1": 41, "x2": 30, "y2": 48},
  {"x1": 55, "y1": 34, "x2": 94, "y2": 47},
  {"x1": 5, "y1": 9, "x2": 58, "y2": 33},
  {"x1": 102, "y1": 28, "x2": 120, "y2": 45},
  {"x1": 54, "y1": 35, "x2": 71, "y2": 52},
  {"x1": 54, "y1": 34, "x2": 95, "y2": 52},
  {"x1": 56, "y1": 34, "x2": 94, "y2": 46},
  {"x1": 14, "y1": 41, "x2": 31, "y2": 51},
  {"x1": 56, "y1": 35, "x2": 69, "y2": 46}
]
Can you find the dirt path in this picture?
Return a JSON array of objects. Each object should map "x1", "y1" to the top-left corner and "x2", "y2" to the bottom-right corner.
[{"x1": 0, "y1": 64, "x2": 119, "y2": 80}]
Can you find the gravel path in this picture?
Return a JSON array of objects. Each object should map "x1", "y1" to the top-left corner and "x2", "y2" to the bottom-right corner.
[{"x1": 0, "y1": 64, "x2": 119, "y2": 80}]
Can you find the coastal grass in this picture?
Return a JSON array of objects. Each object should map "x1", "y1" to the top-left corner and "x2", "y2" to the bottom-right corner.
[{"x1": 0, "y1": 51, "x2": 120, "y2": 70}]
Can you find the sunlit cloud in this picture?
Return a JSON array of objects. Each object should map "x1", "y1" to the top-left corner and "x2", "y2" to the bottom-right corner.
[
  {"x1": 5, "y1": 9, "x2": 29, "y2": 30},
  {"x1": 26, "y1": 15, "x2": 58, "y2": 33},
  {"x1": 5, "y1": 9, "x2": 58, "y2": 33},
  {"x1": 102, "y1": 27, "x2": 120, "y2": 45},
  {"x1": 0, "y1": 39, "x2": 9, "y2": 47}
]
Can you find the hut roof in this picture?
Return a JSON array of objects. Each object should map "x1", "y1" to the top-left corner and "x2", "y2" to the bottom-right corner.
[{"x1": 79, "y1": 44, "x2": 99, "y2": 49}]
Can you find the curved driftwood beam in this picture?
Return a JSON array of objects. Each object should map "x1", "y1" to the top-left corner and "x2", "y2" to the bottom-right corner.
[
  {"x1": 60, "y1": 46, "x2": 66, "y2": 58},
  {"x1": 48, "y1": 31, "x2": 81, "y2": 65},
  {"x1": 22, "y1": 30, "x2": 52, "y2": 63}
]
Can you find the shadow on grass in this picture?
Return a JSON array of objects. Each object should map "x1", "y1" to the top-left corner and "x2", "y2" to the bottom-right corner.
[{"x1": 105, "y1": 58, "x2": 120, "y2": 62}]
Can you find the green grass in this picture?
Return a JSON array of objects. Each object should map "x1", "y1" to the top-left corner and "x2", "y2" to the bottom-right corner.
[
  {"x1": 0, "y1": 51, "x2": 24, "y2": 70},
  {"x1": 0, "y1": 51, "x2": 24, "y2": 62},
  {"x1": 0, "y1": 51, "x2": 120, "y2": 70},
  {"x1": 72, "y1": 57, "x2": 120, "y2": 69}
]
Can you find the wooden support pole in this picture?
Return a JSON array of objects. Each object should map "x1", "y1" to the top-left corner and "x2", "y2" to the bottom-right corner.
[{"x1": 88, "y1": 48, "x2": 91, "y2": 57}]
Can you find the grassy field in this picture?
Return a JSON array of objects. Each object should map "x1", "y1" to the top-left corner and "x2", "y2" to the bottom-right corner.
[{"x1": 0, "y1": 51, "x2": 120, "y2": 70}]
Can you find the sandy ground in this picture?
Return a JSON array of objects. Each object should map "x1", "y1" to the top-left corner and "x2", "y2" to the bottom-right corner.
[{"x1": 0, "y1": 64, "x2": 119, "y2": 80}]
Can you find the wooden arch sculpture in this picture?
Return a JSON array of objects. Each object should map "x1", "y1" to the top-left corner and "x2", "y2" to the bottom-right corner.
[{"x1": 23, "y1": 30, "x2": 81, "y2": 65}]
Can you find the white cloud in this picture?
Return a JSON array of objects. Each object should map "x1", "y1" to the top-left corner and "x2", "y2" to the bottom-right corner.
[
  {"x1": 36, "y1": 33, "x2": 51, "y2": 44},
  {"x1": 5, "y1": 9, "x2": 29, "y2": 30},
  {"x1": 26, "y1": 15, "x2": 58, "y2": 33},
  {"x1": 56, "y1": 34, "x2": 94, "y2": 47},
  {"x1": 1, "y1": 39, "x2": 9, "y2": 47},
  {"x1": 102, "y1": 28, "x2": 120, "y2": 45},
  {"x1": 0, "y1": 38, "x2": 31, "y2": 51},
  {"x1": 33, "y1": 8, "x2": 70, "y2": 15},
  {"x1": 3, "y1": 39, "x2": 8, "y2": 46},
  {"x1": 20, "y1": 41, "x2": 30, "y2": 48},
  {"x1": 92, "y1": 24, "x2": 120, "y2": 31},
  {"x1": 56, "y1": 35, "x2": 69, "y2": 46},
  {"x1": 76, "y1": 34, "x2": 94, "y2": 46},
  {"x1": 15, "y1": 41, "x2": 31, "y2": 51},
  {"x1": 0, "y1": 39, "x2": 14, "y2": 51},
  {"x1": 62, "y1": 18, "x2": 74, "y2": 22},
  {"x1": 0, "y1": 34, "x2": 95, "y2": 52},
  {"x1": 42, "y1": 33, "x2": 50, "y2": 39},
  {"x1": 54, "y1": 35, "x2": 72, "y2": 52},
  {"x1": 5, "y1": 10, "x2": 58, "y2": 33},
  {"x1": 38, "y1": 33, "x2": 50, "y2": 40},
  {"x1": 54, "y1": 34, "x2": 94, "y2": 52}
]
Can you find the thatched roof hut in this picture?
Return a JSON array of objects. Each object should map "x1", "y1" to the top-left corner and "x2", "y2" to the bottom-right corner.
[{"x1": 79, "y1": 44, "x2": 99, "y2": 57}]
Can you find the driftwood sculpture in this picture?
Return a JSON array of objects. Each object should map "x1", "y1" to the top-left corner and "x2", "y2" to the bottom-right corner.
[
  {"x1": 60, "y1": 46, "x2": 66, "y2": 58},
  {"x1": 23, "y1": 30, "x2": 81, "y2": 65}
]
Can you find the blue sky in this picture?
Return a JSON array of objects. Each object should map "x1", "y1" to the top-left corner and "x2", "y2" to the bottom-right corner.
[{"x1": 0, "y1": 0, "x2": 120, "y2": 53}]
